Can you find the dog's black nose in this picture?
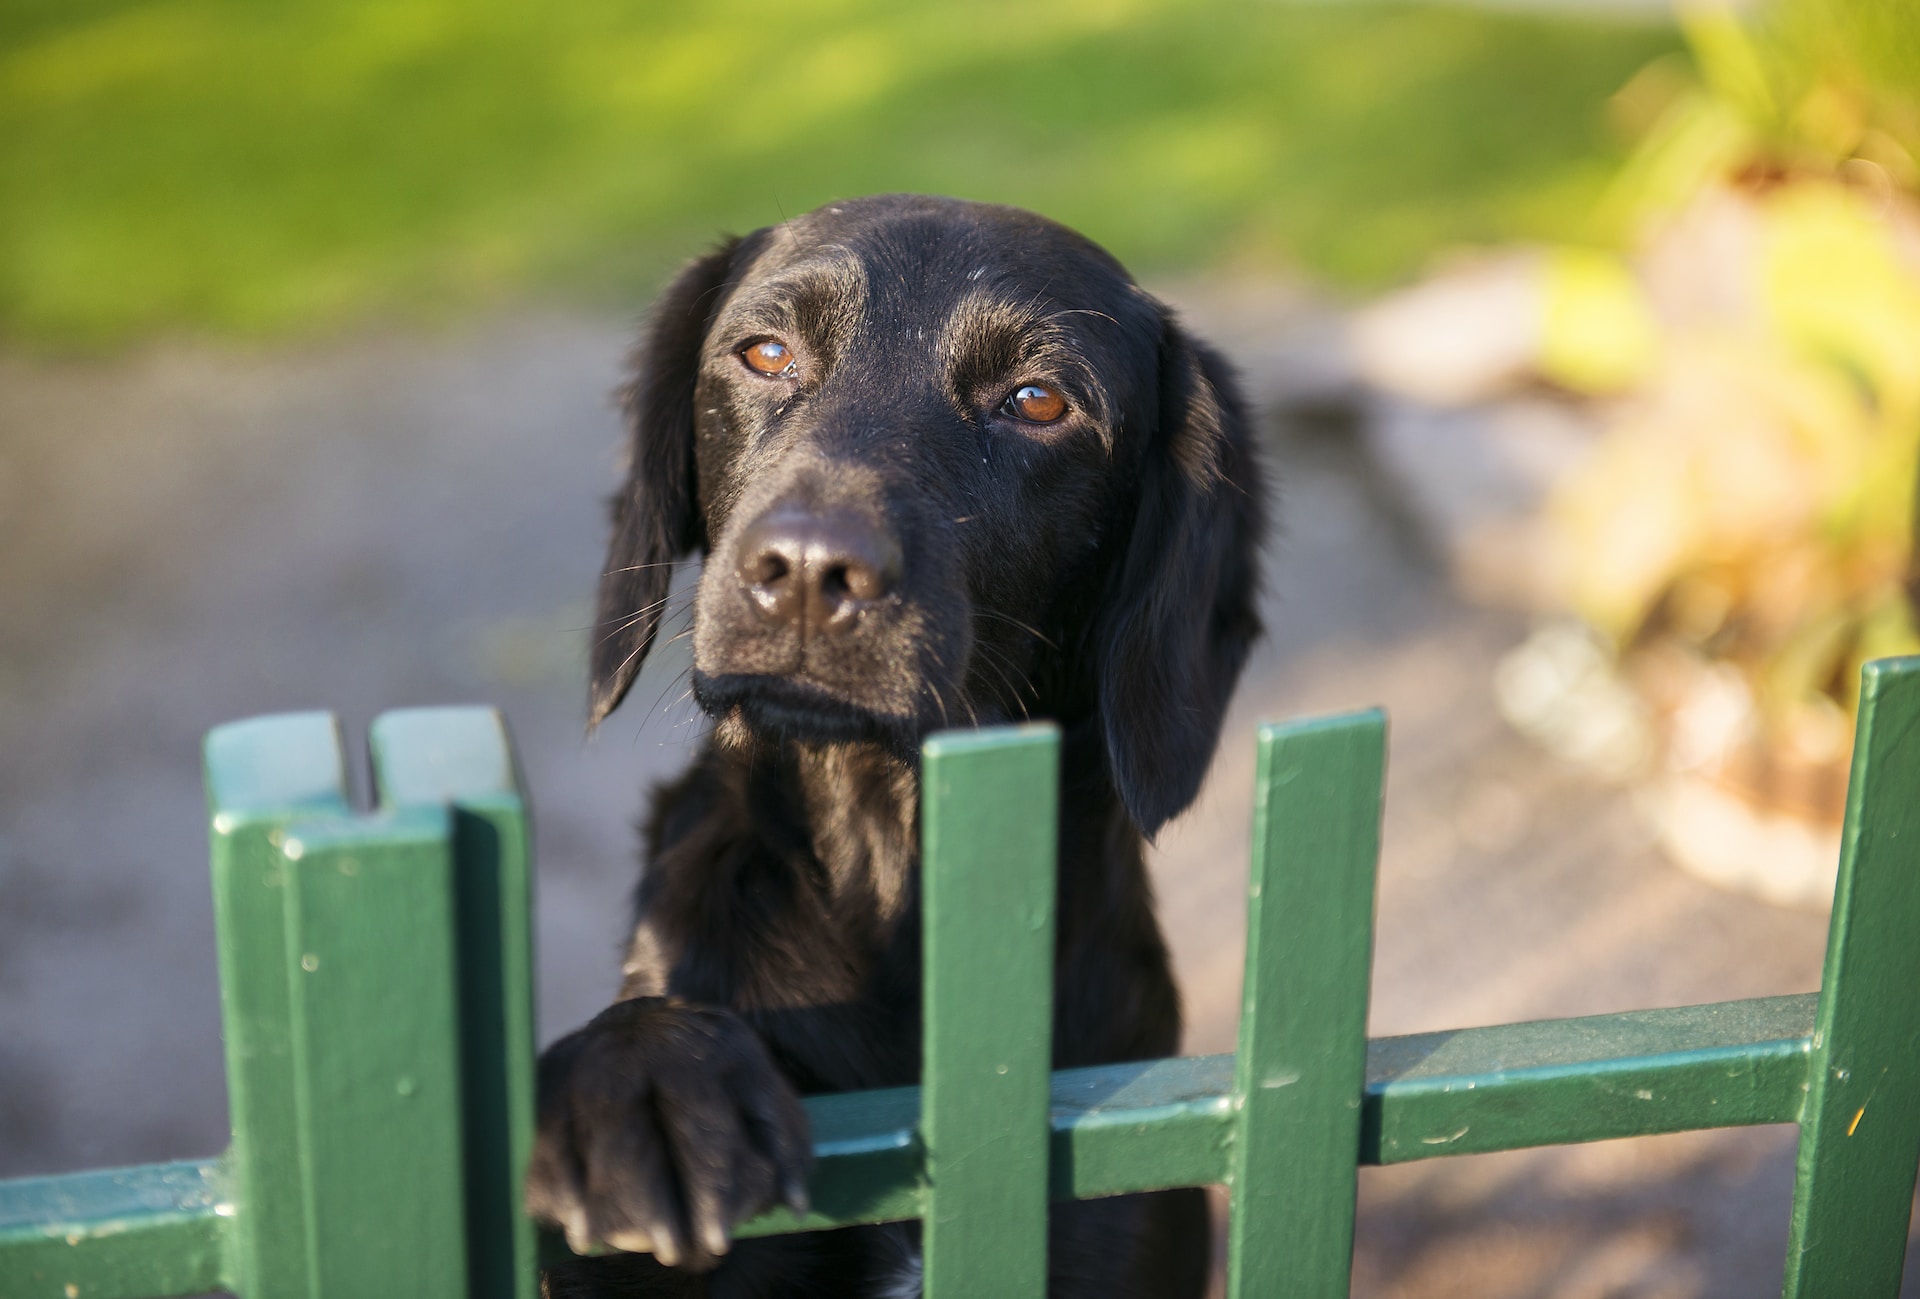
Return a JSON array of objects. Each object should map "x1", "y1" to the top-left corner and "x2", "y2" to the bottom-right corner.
[{"x1": 736, "y1": 506, "x2": 899, "y2": 634}]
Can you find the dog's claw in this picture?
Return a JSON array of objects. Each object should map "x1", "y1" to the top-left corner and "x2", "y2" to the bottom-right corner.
[
  {"x1": 603, "y1": 1227, "x2": 653, "y2": 1256},
  {"x1": 526, "y1": 997, "x2": 813, "y2": 1273},
  {"x1": 560, "y1": 1212, "x2": 594, "y2": 1258}
]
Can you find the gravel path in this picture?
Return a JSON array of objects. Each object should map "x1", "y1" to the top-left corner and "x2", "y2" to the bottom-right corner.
[{"x1": 0, "y1": 296, "x2": 1901, "y2": 1294}]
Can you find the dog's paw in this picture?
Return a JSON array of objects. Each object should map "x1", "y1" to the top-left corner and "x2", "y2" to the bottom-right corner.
[{"x1": 526, "y1": 997, "x2": 812, "y2": 1270}]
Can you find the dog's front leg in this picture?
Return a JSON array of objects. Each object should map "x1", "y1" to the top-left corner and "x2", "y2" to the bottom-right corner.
[{"x1": 526, "y1": 996, "x2": 813, "y2": 1271}]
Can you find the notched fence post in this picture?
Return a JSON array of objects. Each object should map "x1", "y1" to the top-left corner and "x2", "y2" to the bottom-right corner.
[{"x1": 203, "y1": 707, "x2": 538, "y2": 1299}]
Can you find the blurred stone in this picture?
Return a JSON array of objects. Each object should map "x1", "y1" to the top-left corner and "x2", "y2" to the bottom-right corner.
[
  {"x1": 1640, "y1": 774, "x2": 1840, "y2": 911},
  {"x1": 1495, "y1": 620, "x2": 1655, "y2": 781},
  {"x1": 1364, "y1": 395, "x2": 1599, "y2": 608},
  {"x1": 1350, "y1": 254, "x2": 1545, "y2": 407}
]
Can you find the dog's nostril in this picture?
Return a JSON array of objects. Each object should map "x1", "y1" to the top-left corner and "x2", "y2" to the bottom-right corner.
[
  {"x1": 816, "y1": 559, "x2": 887, "y2": 614},
  {"x1": 750, "y1": 552, "x2": 791, "y2": 588},
  {"x1": 739, "y1": 541, "x2": 803, "y2": 626},
  {"x1": 820, "y1": 564, "x2": 850, "y2": 601},
  {"x1": 838, "y1": 561, "x2": 887, "y2": 602}
]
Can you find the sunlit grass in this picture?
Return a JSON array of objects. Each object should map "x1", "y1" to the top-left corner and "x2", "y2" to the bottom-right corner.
[{"x1": 0, "y1": 0, "x2": 1680, "y2": 348}]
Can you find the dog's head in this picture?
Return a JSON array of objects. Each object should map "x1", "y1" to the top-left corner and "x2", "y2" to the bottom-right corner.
[{"x1": 592, "y1": 195, "x2": 1262, "y2": 838}]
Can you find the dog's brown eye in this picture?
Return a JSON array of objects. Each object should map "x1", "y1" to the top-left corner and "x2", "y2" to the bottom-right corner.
[
  {"x1": 742, "y1": 340, "x2": 796, "y2": 377},
  {"x1": 1006, "y1": 384, "x2": 1067, "y2": 424}
]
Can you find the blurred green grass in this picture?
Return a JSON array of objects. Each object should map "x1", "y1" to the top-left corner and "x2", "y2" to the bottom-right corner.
[{"x1": 0, "y1": 0, "x2": 1680, "y2": 349}]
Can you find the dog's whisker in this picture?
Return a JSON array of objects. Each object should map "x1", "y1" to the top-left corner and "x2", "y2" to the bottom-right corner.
[
  {"x1": 601, "y1": 561, "x2": 681, "y2": 577},
  {"x1": 972, "y1": 646, "x2": 1033, "y2": 724},
  {"x1": 603, "y1": 619, "x2": 668, "y2": 693},
  {"x1": 926, "y1": 677, "x2": 952, "y2": 731},
  {"x1": 914, "y1": 642, "x2": 959, "y2": 732},
  {"x1": 594, "y1": 595, "x2": 679, "y2": 647},
  {"x1": 972, "y1": 636, "x2": 1036, "y2": 695},
  {"x1": 994, "y1": 664, "x2": 1038, "y2": 722},
  {"x1": 638, "y1": 664, "x2": 696, "y2": 734},
  {"x1": 975, "y1": 609, "x2": 1058, "y2": 649},
  {"x1": 596, "y1": 588, "x2": 698, "y2": 653}
]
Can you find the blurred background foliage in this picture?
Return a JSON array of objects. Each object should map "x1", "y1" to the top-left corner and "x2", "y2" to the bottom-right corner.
[
  {"x1": 0, "y1": 0, "x2": 1679, "y2": 349},
  {"x1": 1347, "y1": 0, "x2": 1920, "y2": 903},
  {"x1": 1538, "y1": 0, "x2": 1920, "y2": 754}
]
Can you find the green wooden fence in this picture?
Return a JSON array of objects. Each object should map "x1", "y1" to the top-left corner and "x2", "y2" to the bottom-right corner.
[{"x1": 6, "y1": 659, "x2": 1920, "y2": 1297}]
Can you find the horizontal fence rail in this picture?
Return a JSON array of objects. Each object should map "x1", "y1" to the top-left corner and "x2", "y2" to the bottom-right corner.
[
  {"x1": 0, "y1": 996, "x2": 1828, "y2": 1294},
  {"x1": 5, "y1": 659, "x2": 1920, "y2": 1296}
]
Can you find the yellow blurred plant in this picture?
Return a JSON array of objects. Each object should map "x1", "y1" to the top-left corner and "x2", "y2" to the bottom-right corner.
[{"x1": 1541, "y1": 0, "x2": 1920, "y2": 783}]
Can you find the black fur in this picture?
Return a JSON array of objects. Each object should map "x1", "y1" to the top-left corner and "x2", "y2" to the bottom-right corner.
[{"x1": 533, "y1": 195, "x2": 1265, "y2": 1298}]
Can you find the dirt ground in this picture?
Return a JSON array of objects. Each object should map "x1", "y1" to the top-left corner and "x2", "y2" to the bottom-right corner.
[{"x1": 0, "y1": 289, "x2": 1911, "y2": 1295}]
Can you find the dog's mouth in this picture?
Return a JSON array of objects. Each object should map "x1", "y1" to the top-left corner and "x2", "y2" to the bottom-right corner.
[{"x1": 691, "y1": 671, "x2": 919, "y2": 750}]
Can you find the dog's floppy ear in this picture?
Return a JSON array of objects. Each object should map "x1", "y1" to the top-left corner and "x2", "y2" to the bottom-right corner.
[
  {"x1": 589, "y1": 240, "x2": 744, "y2": 726},
  {"x1": 1094, "y1": 310, "x2": 1265, "y2": 838}
]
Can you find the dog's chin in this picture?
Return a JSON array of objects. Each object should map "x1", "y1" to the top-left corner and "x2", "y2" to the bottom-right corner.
[{"x1": 691, "y1": 671, "x2": 921, "y2": 754}]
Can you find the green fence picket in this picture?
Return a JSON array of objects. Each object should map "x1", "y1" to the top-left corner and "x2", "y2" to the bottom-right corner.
[
  {"x1": 371, "y1": 707, "x2": 539, "y2": 1299},
  {"x1": 280, "y1": 809, "x2": 470, "y2": 1297},
  {"x1": 1226, "y1": 712, "x2": 1386, "y2": 1298},
  {"x1": 919, "y1": 724, "x2": 1060, "y2": 1299},
  {"x1": 1783, "y1": 658, "x2": 1920, "y2": 1296}
]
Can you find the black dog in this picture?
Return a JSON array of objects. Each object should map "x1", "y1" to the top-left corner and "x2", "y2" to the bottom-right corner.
[{"x1": 529, "y1": 194, "x2": 1264, "y2": 1298}]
